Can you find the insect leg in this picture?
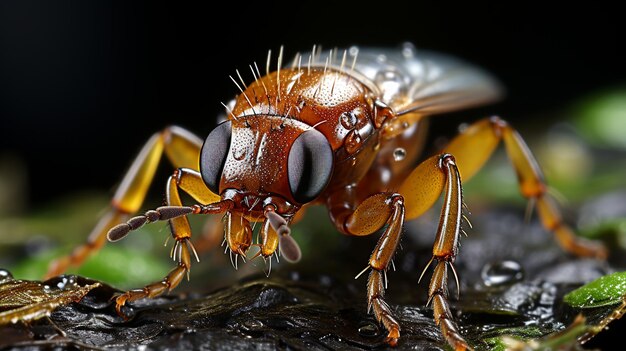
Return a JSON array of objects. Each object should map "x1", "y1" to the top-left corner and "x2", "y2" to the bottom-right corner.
[
  {"x1": 398, "y1": 153, "x2": 470, "y2": 350},
  {"x1": 444, "y1": 116, "x2": 607, "y2": 259},
  {"x1": 332, "y1": 192, "x2": 405, "y2": 346},
  {"x1": 114, "y1": 168, "x2": 224, "y2": 315},
  {"x1": 45, "y1": 126, "x2": 205, "y2": 278}
]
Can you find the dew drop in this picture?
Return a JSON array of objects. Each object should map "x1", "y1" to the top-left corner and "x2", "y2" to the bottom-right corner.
[
  {"x1": 393, "y1": 147, "x2": 406, "y2": 161},
  {"x1": 358, "y1": 322, "x2": 380, "y2": 337},
  {"x1": 242, "y1": 319, "x2": 264, "y2": 331},
  {"x1": 402, "y1": 42, "x2": 416, "y2": 58},
  {"x1": 340, "y1": 112, "x2": 357, "y2": 129},
  {"x1": 0, "y1": 269, "x2": 12, "y2": 282},
  {"x1": 481, "y1": 260, "x2": 524, "y2": 287},
  {"x1": 233, "y1": 147, "x2": 246, "y2": 161}
]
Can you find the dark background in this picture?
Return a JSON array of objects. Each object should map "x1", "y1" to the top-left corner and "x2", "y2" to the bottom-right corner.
[{"x1": 0, "y1": 1, "x2": 624, "y2": 204}]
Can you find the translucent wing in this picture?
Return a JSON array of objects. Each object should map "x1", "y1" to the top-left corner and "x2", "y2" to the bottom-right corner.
[{"x1": 313, "y1": 43, "x2": 503, "y2": 116}]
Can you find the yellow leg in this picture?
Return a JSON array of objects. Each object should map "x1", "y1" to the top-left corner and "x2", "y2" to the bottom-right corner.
[
  {"x1": 444, "y1": 116, "x2": 606, "y2": 258},
  {"x1": 331, "y1": 191, "x2": 405, "y2": 346},
  {"x1": 335, "y1": 153, "x2": 470, "y2": 348},
  {"x1": 45, "y1": 126, "x2": 207, "y2": 278},
  {"x1": 113, "y1": 168, "x2": 226, "y2": 314},
  {"x1": 398, "y1": 154, "x2": 470, "y2": 350}
]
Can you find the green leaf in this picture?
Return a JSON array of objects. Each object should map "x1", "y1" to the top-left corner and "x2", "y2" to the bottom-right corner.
[
  {"x1": 10, "y1": 245, "x2": 170, "y2": 289},
  {"x1": 564, "y1": 271, "x2": 626, "y2": 308}
]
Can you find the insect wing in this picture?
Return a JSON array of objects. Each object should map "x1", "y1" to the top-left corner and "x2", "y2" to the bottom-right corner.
[
  {"x1": 368, "y1": 45, "x2": 502, "y2": 115},
  {"x1": 318, "y1": 44, "x2": 504, "y2": 116}
]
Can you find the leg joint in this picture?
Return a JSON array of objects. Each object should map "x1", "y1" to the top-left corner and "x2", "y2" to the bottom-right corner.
[{"x1": 387, "y1": 193, "x2": 404, "y2": 206}]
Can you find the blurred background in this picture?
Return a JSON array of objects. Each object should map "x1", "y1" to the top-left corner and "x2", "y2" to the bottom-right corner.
[{"x1": 0, "y1": 0, "x2": 625, "y2": 348}]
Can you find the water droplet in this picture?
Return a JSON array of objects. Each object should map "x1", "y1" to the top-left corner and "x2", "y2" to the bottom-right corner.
[
  {"x1": 233, "y1": 147, "x2": 246, "y2": 160},
  {"x1": 242, "y1": 319, "x2": 264, "y2": 331},
  {"x1": 481, "y1": 260, "x2": 524, "y2": 287},
  {"x1": 393, "y1": 148, "x2": 406, "y2": 161},
  {"x1": 0, "y1": 269, "x2": 12, "y2": 282},
  {"x1": 289, "y1": 271, "x2": 300, "y2": 281},
  {"x1": 349, "y1": 46, "x2": 359, "y2": 57},
  {"x1": 340, "y1": 112, "x2": 357, "y2": 129},
  {"x1": 358, "y1": 322, "x2": 380, "y2": 337},
  {"x1": 402, "y1": 42, "x2": 416, "y2": 58}
]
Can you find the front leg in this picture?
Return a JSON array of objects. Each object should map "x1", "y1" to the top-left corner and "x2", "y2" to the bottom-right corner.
[{"x1": 110, "y1": 168, "x2": 227, "y2": 315}]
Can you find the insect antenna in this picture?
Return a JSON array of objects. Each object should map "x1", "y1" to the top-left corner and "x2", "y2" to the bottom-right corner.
[{"x1": 107, "y1": 206, "x2": 194, "y2": 242}]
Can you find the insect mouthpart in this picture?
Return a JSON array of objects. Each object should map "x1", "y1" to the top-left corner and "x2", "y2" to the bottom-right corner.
[
  {"x1": 220, "y1": 189, "x2": 299, "y2": 219},
  {"x1": 219, "y1": 189, "x2": 302, "y2": 264}
]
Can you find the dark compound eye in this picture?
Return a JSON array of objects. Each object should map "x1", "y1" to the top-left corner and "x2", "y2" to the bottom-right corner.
[
  {"x1": 288, "y1": 129, "x2": 333, "y2": 203},
  {"x1": 200, "y1": 120, "x2": 232, "y2": 194}
]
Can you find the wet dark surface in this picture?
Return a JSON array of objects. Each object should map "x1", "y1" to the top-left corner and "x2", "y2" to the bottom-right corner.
[{"x1": 1, "y1": 192, "x2": 625, "y2": 350}]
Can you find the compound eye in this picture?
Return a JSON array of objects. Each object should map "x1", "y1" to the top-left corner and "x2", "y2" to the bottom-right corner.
[
  {"x1": 288, "y1": 129, "x2": 333, "y2": 203},
  {"x1": 200, "y1": 121, "x2": 232, "y2": 194}
]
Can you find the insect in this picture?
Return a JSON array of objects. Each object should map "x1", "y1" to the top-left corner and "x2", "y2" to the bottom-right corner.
[{"x1": 46, "y1": 43, "x2": 607, "y2": 350}]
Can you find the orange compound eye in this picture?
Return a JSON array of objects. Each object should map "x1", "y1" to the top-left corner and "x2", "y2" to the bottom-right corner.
[
  {"x1": 287, "y1": 128, "x2": 333, "y2": 204},
  {"x1": 200, "y1": 121, "x2": 232, "y2": 194}
]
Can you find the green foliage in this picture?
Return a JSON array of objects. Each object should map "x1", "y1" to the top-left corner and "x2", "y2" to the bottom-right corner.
[{"x1": 564, "y1": 271, "x2": 626, "y2": 308}]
